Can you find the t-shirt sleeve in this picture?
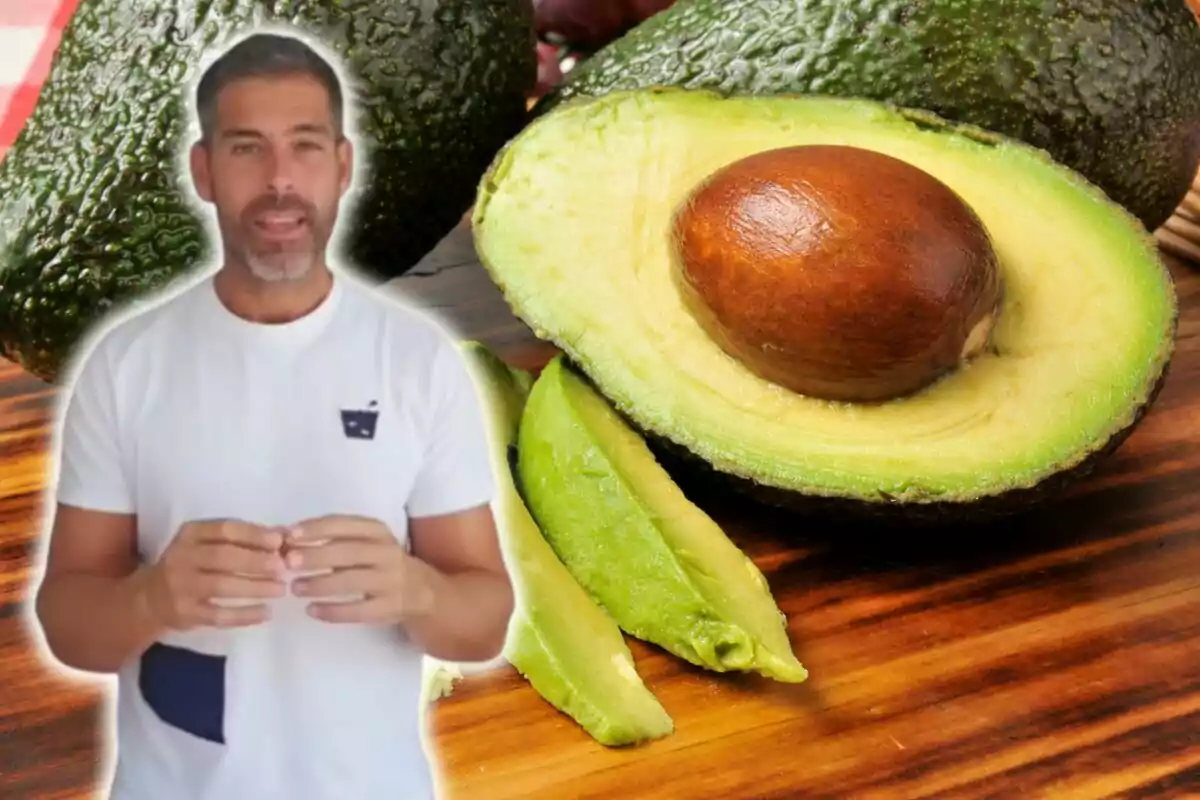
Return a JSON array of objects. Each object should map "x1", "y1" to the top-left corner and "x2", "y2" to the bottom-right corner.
[
  {"x1": 53, "y1": 340, "x2": 135, "y2": 514},
  {"x1": 406, "y1": 336, "x2": 497, "y2": 519}
]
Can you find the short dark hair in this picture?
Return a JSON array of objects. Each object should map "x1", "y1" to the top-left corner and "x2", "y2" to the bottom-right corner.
[{"x1": 195, "y1": 32, "x2": 344, "y2": 142}]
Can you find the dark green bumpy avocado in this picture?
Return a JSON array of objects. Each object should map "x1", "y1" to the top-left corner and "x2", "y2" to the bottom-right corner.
[
  {"x1": 542, "y1": 0, "x2": 1200, "y2": 235},
  {"x1": 0, "y1": 0, "x2": 536, "y2": 382}
]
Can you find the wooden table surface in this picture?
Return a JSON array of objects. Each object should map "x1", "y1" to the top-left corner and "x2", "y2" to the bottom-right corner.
[{"x1": 0, "y1": 223, "x2": 1197, "y2": 799}]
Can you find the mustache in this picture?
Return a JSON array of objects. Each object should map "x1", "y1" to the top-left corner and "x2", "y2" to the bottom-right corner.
[{"x1": 242, "y1": 193, "x2": 315, "y2": 219}]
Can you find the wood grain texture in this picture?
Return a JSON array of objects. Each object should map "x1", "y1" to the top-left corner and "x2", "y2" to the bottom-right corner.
[
  {"x1": 0, "y1": 225, "x2": 1197, "y2": 799},
  {"x1": 1156, "y1": 174, "x2": 1200, "y2": 266},
  {"x1": 1167, "y1": 0, "x2": 1200, "y2": 265}
]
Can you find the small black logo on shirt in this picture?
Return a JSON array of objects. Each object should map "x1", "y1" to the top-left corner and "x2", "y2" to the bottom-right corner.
[{"x1": 341, "y1": 401, "x2": 379, "y2": 440}]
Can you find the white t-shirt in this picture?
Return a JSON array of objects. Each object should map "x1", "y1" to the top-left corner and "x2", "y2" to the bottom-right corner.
[{"x1": 50, "y1": 268, "x2": 497, "y2": 800}]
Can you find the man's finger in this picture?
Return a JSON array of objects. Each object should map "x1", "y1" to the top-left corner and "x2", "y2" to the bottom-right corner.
[
  {"x1": 292, "y1": 567, "x2": 383, "y2": 599},
  {"x1": 194, "y1": 542, "x2": 286, "y2": 577},
  {"x1": 285, "y1": 540, "x2": 394, "y2": 572},
  {"x1": 201, "y1": 573, "x2": 288, "y2": 600},
  {"x1": 193, "y1": 601, "x2": 272, "y2": 628},
  {"x1": 288, "y1": 515, "x2": 390, "y2": 544},
  {"x1": 306, "y1": 597, "x2": 393, "y2": 624},
  {"x1": 196, "y1": 520, "x2": 285, "y2": 552}
]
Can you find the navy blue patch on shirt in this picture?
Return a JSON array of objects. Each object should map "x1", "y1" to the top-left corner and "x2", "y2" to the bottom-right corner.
[
  {"x1": 139, "y1": 642, "x2": 227, "y2": 745},
  {"x1": 341, "y1": 400, "x2": 380, "y2": 440}
]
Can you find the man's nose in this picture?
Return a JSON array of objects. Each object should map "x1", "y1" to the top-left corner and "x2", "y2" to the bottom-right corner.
[{"x1": 264, "y1": 147, "x2": 297, "y2": 195}]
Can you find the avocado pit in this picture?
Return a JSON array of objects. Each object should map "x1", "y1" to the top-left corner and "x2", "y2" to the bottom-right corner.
[{"x1": 669, "y1": 145, "x2": 1003, "y2": 402}]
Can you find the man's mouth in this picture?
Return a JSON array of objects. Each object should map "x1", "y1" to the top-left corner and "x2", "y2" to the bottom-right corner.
[{"x1": 252, "y1": 211, "x2": 309, "y2": 237}]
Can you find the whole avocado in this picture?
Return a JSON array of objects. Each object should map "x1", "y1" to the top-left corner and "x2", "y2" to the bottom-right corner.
[
  {"x1": 541, "y1": 0, "x2": 1200, "y2": 235},
  {"x1": 0, "y1": 0, "x2": 536, "y2": 383}
]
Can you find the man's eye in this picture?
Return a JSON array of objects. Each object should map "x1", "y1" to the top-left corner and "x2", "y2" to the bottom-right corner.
[
  {"x1": 231, "y1": 142, "x2": 258, "y2": 155},
  {"x1": 296, "y1": 141, "x2": 322, "y2": 151}
]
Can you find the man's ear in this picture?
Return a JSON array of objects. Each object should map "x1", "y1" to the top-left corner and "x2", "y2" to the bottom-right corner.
[
  {"x1": 337, "y1": 138, "x2": 354, "y2": 196},
  {"x1": 189, "y1": 141, "x2": 214, "y2": 203}
]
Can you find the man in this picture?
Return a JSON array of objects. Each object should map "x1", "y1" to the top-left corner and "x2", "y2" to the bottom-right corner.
[{"x1": 29, "y1": 29, "x2": 515, "y2": 800}]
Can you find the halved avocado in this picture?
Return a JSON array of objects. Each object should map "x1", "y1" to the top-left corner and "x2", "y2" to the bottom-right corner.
[
  {"x1": 472, "y1": 88, "x2": 1178, "y2": 522},
  {"x1": 460, "y1": 341, "x2": 675, "y2": 747}
]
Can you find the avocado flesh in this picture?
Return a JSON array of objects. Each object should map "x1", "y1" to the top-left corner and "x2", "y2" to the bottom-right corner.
[
  {"x1": 542, "y1": 0, "x2": 1200, "y2": 234},
  {"x1": 0, "y1": 0, "x2": 536, "y2": 383},
  {"x1": 517, "y1": 355, "x2": 808, "y2": 683},
  {"x1": 475, "y1": 88, "x2": 1177, "y2": 514},
  {"x1": 461, "y1": 342, "x2": 674, "y2": 747}
]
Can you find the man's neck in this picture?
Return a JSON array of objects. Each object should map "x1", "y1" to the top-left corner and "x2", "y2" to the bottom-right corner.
[{"x1": 213, "y1": 261, "x2": 335, "y2": 325}]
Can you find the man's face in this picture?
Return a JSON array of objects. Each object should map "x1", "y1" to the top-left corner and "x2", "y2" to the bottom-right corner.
[{"x1": 190, "y1": 72, "x2": 352, "y2": 283}]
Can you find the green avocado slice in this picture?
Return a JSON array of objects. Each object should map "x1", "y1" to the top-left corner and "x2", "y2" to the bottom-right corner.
[
  {"x1": 460, "y1": 342, "x2": 674, "y2": 747},
  {"x1": 473, "y1": 88, "x2": 1177, "y2": 521},
  {"x1": 517, "y1": 354, "x2": 808, "y2": 683}
]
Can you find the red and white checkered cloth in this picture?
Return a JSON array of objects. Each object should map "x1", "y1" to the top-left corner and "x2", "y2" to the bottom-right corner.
[{"x1": 0, "y1": 0, "x2": 78, "y2": 163}]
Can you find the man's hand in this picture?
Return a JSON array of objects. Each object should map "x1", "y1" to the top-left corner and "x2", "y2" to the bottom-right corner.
[
  {"x1": 141, "y1": 520, "x2": 288, "y2": 631},
  {"x1": 285, "y1": 515, "x2": 433, "y2": 624}
]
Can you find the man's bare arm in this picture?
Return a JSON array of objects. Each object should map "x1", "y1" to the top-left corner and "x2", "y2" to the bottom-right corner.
[
  {"x1": 401, "y1": 504, "x2": 515, "y2": 663},
  {"x1": 34, "y1": 506, "x2": 288, "y2": 675},
  {"x1": 33, "y1": 503, "x2": 165, "y2": 675}
]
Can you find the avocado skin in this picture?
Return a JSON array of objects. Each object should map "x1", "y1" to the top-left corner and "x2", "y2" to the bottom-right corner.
[
  {"x1": 0, "y1": 0, "x2": 536, "y2": 383},
  {"x1": 541, "y1": 0, "x2": 1200, "y2": 235}
]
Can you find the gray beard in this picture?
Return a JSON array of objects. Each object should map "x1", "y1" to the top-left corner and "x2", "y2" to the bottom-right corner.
[{"x1": 245, "y1": 247, "x2": 318, "y2": 283}]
